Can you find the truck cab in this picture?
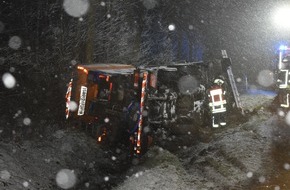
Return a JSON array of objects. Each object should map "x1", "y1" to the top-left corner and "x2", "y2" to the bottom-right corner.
[{"x1": 65, "y1": 63, "x2": 136, "y2": 143}]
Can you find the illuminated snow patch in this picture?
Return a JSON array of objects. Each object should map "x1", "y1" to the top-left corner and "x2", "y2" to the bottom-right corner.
[
  {"x1": 0, "y1": 170, "x2": 11, "y2": 180},
  {"x1": 258, "y1": 176, "x2": 266, "y2": 183},
  {"x1": 246, "y1": 172, "x2": 253, "y2": 178},
  {"x1": 168, "y1": 24, "x2": 175, "y2": 31},
  {"x1": 23, "y1": 181, "x2": 29, "y2": 188},
  {"x1": 284, "y1": 163, "x2": 290, "y2": 170},
  {"x1": 0, "y1": 21, "x2": 4, "y2": 33},
  {"x1": 104, "y1": 176, "x2": 109, "y2": 182},
  {"x1": 2, "y1": 72, "x2": 16, "y2": 89},
  {"x1": 63, "y1": 0, "x2": 89, "y2": 18},
  {"x1": 68, "y1": 101, "x2": 78, "y2": 112},
  {"x1": 8, "y1": 36, "x2": 22, "y2": 50},
  {"x1": 285, "y1": 112, "x2": 290, "y2": 126},
  {"x1": 257, "y1": 70, "x2": 274, "y2": 87},
  {"x1": 56, "y1": 169, "x2": 77, "y2": 189},
  {"x1": 142, "y1": 0, "x2": 158, "y2": 9},
  {"x1": 23, "y1": 118, "x2": 31, "y2": 126}
]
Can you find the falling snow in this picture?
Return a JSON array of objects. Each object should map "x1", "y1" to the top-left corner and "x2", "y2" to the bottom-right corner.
[
  {"x1": 104, "y1": 117, "x2": 110, "y2": 123},
  {"x1": 63, "y1": 0, "x2": 90, "y2": 18},
  {"x1": 258, "y1": 176, "x2": 266, "y2": 183},
  {"x1": 168, "y1": 24, "x2": 175, "y2": 31},
  {"x1": 0, "y1": 170, "x2": 11, "y2": 180},
  {"x1": 71, "y1": 60, "x2": 77, "y2": 65},
  {"x1": 56, "y1": 169, "x2": 77, "y2": 189},
  {"x1": 2, "y1": 72, "x2": 16, "y2": 89},
  {"x1": 246, "y1": 172, "x2": 253, "y2": 178},
  {"x1": 104, "y1": 176, "x2": 109, "y2": 182},
  {"x1": 8, "y1": 36, "x2": 22, "y2": 50},
  {"x1": 68, "y1": 101, "x2": 78, "y2": 112},
  {"x1": 283, "y1": 163, "x2": 290, "y2": 170},
  {"x1": 23, "y1": 181, "x2": 29, "y2": 188},
  {"x1": 23, "y1": 118, "x2": 31, "y2": 126},
  {"x1": 178, "y1": 75, "x2": 198, "y2": 94},
  {"x1": 9, "y1": 67, "x2": 15, "y2": 73},
  {"x1": 142, "y1": 0, "x2": 158, "y2": 10},
  {"x1": 257, "y1": 70, "x2": 274, "y2": 87},
  {"x1": 285, "y1": 112, "x2": 290, "y2": 126}
]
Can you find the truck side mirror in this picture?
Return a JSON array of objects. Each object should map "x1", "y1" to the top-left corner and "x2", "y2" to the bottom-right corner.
[{"x1": 282, "y1": 56, "x2": 290, "y2": 63}]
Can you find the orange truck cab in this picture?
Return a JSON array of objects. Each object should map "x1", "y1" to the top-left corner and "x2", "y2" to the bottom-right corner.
[{"x1": 65, "y1": 63, "x2": 136, "y2": 144}]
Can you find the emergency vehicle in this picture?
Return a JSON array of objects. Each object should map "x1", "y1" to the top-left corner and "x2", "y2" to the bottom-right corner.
[{"x1": 275, "y1": 45, "x2": 290, "y2": 109}]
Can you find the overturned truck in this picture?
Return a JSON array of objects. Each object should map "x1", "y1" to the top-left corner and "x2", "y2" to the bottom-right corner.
[{"x1": 65, "y1": 55, "x2": 242, "y2": 157}]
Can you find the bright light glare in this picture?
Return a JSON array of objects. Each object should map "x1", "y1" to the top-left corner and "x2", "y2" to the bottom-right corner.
[
  {"x1": 273, "y1": 6, "x2": 290, "y2": 29},
  {"x1": 279, "y1": 45, "x2": 288, "y2": 50}
]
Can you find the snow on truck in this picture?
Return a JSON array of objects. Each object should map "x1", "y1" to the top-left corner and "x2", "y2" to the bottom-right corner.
[{"x1": 65, "y1": 53, "x2": 242, "y2": 157}]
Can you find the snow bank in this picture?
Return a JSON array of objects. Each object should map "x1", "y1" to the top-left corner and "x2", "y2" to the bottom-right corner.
[
  {"x1": 115, "y1": 94, "x2": 277, "y2": 189},
  {"x1": 114, "y1": 147, "x2": 196, "y2": 190}
]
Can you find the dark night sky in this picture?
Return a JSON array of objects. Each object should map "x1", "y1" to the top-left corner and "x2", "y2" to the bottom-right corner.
[{"x1": 1, "y1": 0, "x2": 290, "y2": 83}]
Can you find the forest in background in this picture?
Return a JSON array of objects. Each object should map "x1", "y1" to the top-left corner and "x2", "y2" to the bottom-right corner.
[{"x1": 0, "y1": 0, "x2": 282, "y2": 127}]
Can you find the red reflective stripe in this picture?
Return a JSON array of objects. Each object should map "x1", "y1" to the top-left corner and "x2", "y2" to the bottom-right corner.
[
  {"x1": 136, "y1": 72, "x2": 148, "y2": 154},
  {"x1": 65, "y1": 80, "x2": 73, "y2": 119},
  {"x1": 108, "y1": 83, "x2": 113, "y2": 101}
]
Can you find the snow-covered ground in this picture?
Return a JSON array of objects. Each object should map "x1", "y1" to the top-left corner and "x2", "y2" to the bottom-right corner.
[
  {"x1": 1, "y1": 92, "x2": 287, "y2": 190},
  {"x1": 114, "y1": 93, "x2": 280, "y2": 190}
]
